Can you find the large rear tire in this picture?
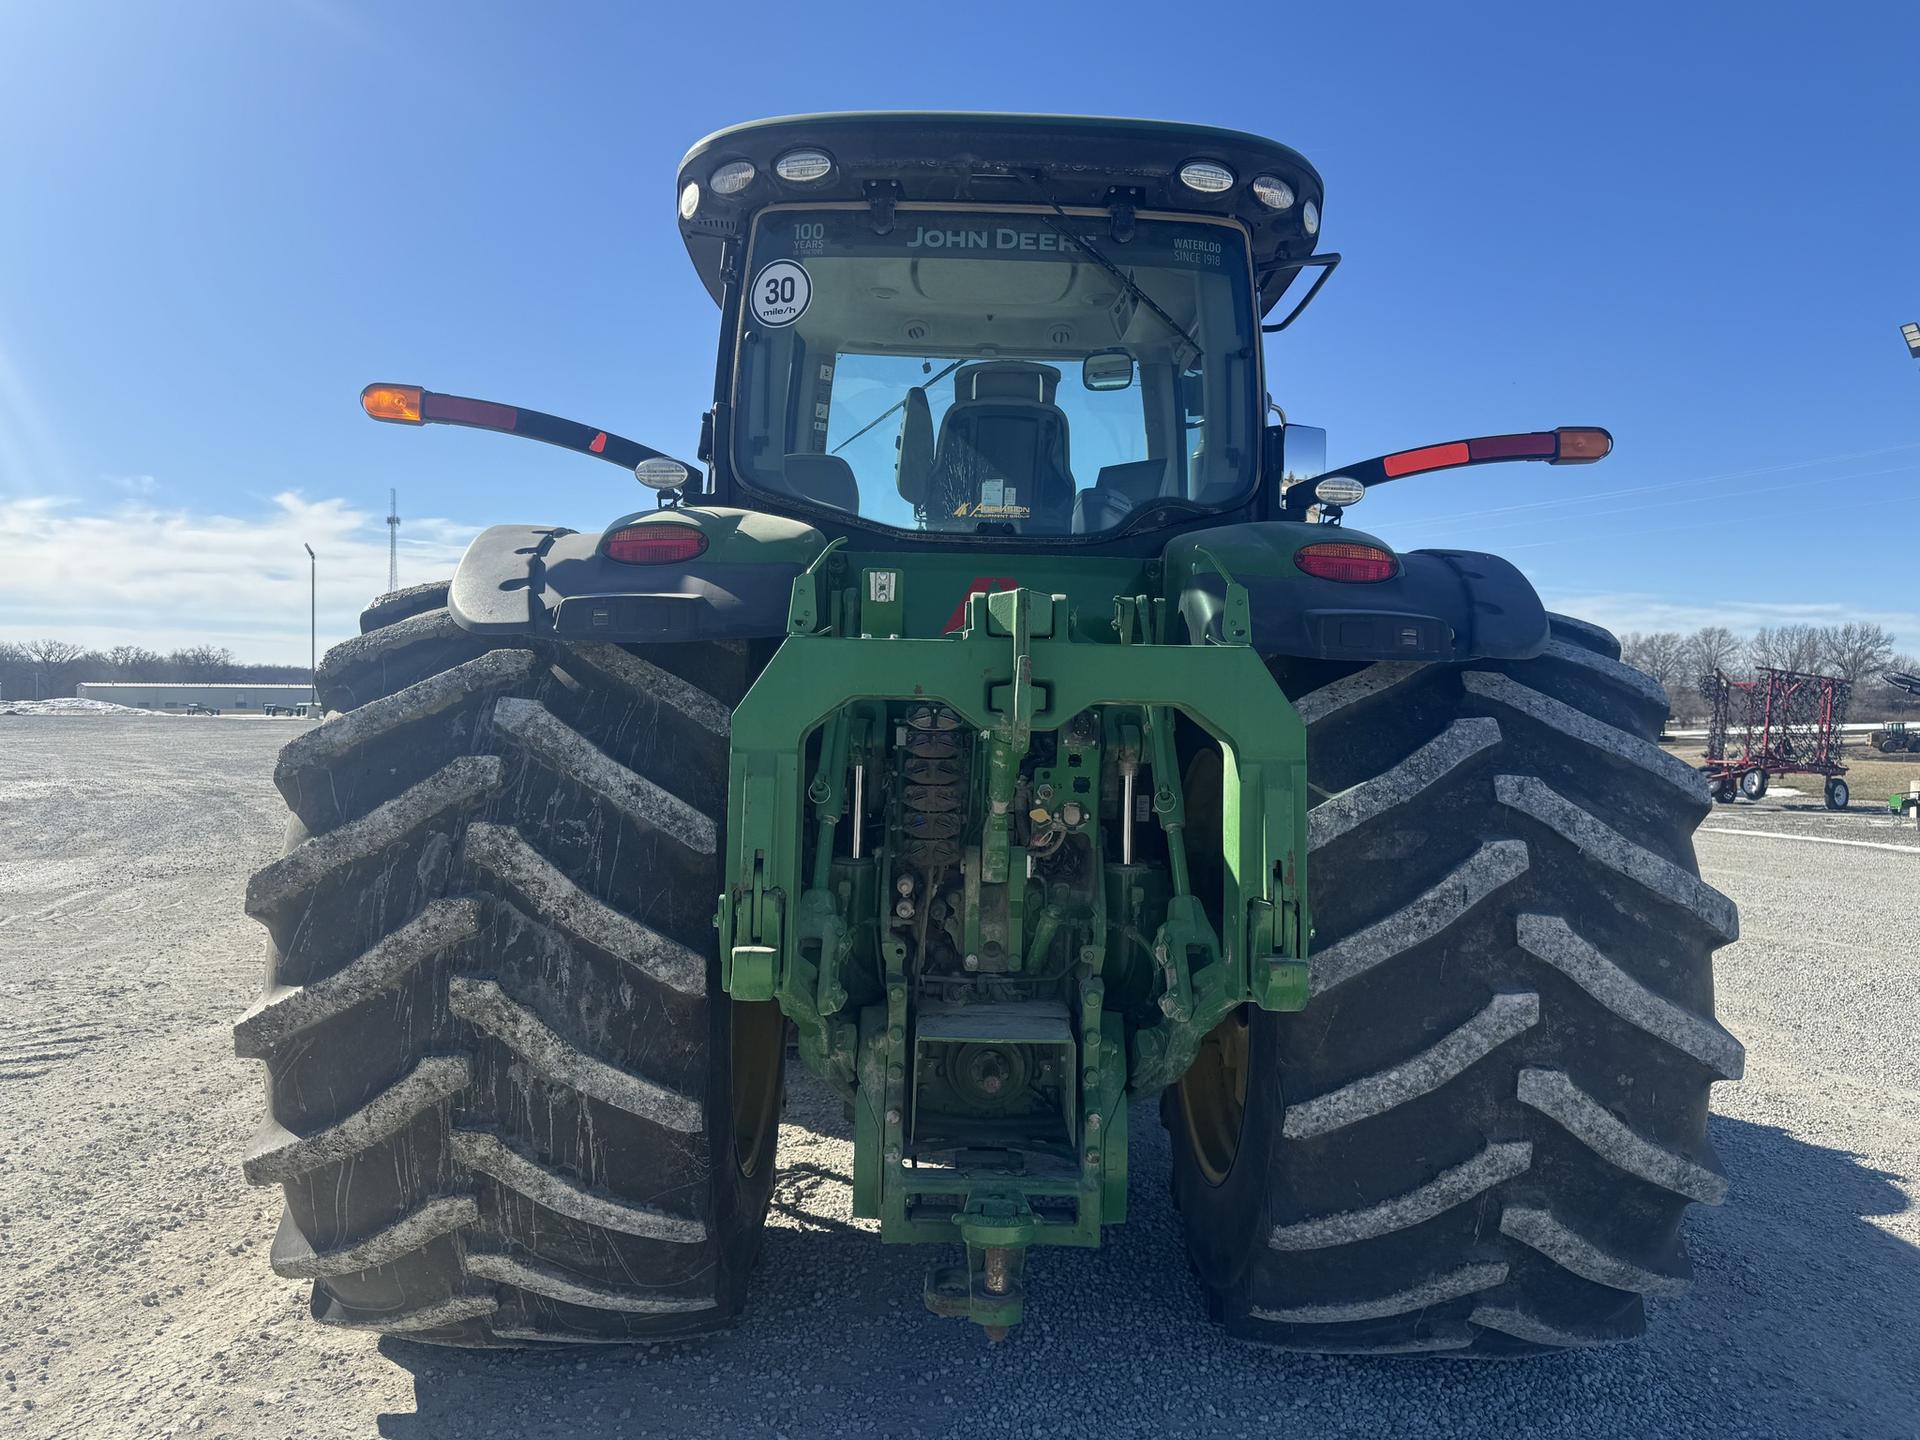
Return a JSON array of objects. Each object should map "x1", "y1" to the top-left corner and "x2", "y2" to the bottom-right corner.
[
  {"x1": 235, "y1": 585, "x2": 782, "y2": 1345},
  {"x1": 1170, "y1": 615, "x2": 1742, "y2": 1355}
]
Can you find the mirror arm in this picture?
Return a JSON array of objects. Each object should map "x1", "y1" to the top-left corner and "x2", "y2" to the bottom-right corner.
[
  {"x1": 362, "y1": 384, "x2": 702, "y2": 480},
  {"x1": 1279, "y1": 427, "x2": 1612, "y2": 517}
]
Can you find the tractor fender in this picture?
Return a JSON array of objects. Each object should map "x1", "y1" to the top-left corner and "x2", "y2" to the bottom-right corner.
[
  {"x1": 447, "y1": 507, "x2": 827, "y2": 642},
  {"x1": 1165, "y1": 524, "x2": 1549, "y2": 663}
]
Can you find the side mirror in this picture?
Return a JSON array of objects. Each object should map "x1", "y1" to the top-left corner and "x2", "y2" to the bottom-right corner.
[
  {"x1": 1267, "y1": 422, "x2": 1328, "y2": 517},
  {"x1": 1279, "y1": 424, "x2": 1326, "y2": 485},
  {"x1": 1082, "y1": 349, "x2": 1135, "y2": 392}
]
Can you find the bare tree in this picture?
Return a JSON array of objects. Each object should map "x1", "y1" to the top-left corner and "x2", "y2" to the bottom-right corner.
[
  {"x1": 1675, "y1": 626, "x2": 1743, "y2": 722},
  {"x1": 230, "y1": 661, "x2": 309, "y2": 684},
  {"x1": 1682, "y1": 626, "x2": 1743, "y2": 684},
  {"x1": 23, "y1": 638, "x2": 86, "y2": 667},
  {"x1": 1816, "y1": 622, "x2": 1896, "y2": 690},
  {"x1": 1620, "y1": 631, "x2": 1684, "y2": 688},
  {"x1": 1, "y1": 639, "x2": 308, "y2": 696},
  {"x1": 1619, "y1": 632, "x2": 1689, "y2": 716},
  {"x1": 1748, "y1": 623, "x2": 1823, "y2": 675},
  {"x1": 1779, "y1": 624, "x2": 1824, "y2": 674},
  {"x1": 105, "y1": 644, "x2": 165, "y2": 678},
  {"x1": 18, "y1": 638, "x2": 90, "y2": 699},
  {"x1": 0, "y1": 641, "x2": 31, "y2": 701},
  {"x1": 167, "y1": 644, "x2": 237, "y2": 681}
]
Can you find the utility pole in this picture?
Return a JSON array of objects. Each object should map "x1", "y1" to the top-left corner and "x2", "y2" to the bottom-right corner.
[
  {"x1": 387, "y1": 488, "x2": 401, "y2": 593},
  {"x1": 304, "y1": 543, "x2": 316, "y2": 706}
]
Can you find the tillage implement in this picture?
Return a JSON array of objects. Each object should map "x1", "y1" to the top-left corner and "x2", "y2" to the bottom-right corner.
[{"x1": 234, "y1": 113, "x2": 1743, "y2": 1356}]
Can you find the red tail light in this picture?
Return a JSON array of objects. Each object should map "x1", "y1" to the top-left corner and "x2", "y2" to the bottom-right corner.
[
  {"x1": 1381, "y1": 441, "x2": 1470, "y2": 477},
  {"x1": 422, "y1": 392, "x2": 518, "y2": 430},
  {"x1": 1295, "y1": 542, "x2": 1397, "y2": 583},
  {"x1": 604, "y1": 525, "x2": 708, "y2": 565}
]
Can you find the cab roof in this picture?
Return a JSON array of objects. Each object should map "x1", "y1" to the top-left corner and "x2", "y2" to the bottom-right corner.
[{"x1": 676, "y1": 112, "x2": 1325, "y2": 317}]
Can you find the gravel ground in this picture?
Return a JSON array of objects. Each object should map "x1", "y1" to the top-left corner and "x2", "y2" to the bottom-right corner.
[
  {"x1": 1697, "y1": 782, "x2": 1920, "y2": 850},
  {"x1": 1, "y1": 714, "x2": 1915, "y2": 1439}
]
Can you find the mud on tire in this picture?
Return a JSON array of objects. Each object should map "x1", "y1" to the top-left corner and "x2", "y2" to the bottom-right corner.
[
  {"x1": 235, "y1": 585, "x2": 782, "y2": 1345},
  {"x1": 1170, "y1": 615, "x2": 1743, "y2": 1356}
]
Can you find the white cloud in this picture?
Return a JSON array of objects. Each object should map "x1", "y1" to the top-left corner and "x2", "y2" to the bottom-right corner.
[
  {"x1": 0, "y1": 492, "x2": 477, "y2": 662},
  {"x1": 1543, "y1": 589, "x2": 1920, "y2": 655}
]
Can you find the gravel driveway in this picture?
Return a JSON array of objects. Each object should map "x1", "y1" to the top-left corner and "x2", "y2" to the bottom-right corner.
[{"x1": 1, "y1": 715, "x2": 1914, "y2": 1439}]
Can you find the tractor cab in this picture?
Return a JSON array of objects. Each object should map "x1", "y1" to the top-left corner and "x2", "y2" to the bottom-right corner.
[
  {"x1": 675, "y1": 113, "x2": 1329, "y2": 542},
  {"x1": 360, "y1": 112, "x2": 1605, "y2": 580}
]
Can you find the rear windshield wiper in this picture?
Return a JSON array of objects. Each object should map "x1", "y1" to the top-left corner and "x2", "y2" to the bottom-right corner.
[
  {"x1": 1116, "y1": 496, "x2": 1212, "y2": 535},
  {"x1": 1023, "y1": 174, "x2": 1203, "y2": 370}
]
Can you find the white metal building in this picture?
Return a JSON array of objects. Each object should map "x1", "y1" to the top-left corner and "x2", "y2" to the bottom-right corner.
[{"x1": 74, "y1": 681, "x2": 314, "y2": 712}]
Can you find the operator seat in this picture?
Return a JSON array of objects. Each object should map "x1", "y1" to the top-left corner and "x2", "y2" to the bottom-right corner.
[
  {"x1": 1072, "y1": 458, "x2": 1169, "y2": 533},
  {"x1": 781, "y1": 452, "x2": 860, "y2": 512},
  {"x1": 921, "y1": 362, "x2": 1076, "y2": 528},
  {"x1": 895, "y1": 386, "x2": 934, "y2": 508}
]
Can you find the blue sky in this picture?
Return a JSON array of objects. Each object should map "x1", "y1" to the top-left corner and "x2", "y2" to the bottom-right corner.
[{"x1": 2, "y1": 0, "x2": 1917, "y2": 660}]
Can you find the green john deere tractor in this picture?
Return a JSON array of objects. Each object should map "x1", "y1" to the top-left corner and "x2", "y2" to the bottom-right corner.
[
  {"x1": 1871, "y1": 673, "x2": 1920, "y2": 751},
  {"x1": 235, "y1": 113, "x2": 1744, "y2": 1356}
]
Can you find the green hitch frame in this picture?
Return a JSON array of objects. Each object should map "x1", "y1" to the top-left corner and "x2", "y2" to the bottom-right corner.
[{"x1": 718, "y1": 576, "x2": 1309, "y2": 1334}]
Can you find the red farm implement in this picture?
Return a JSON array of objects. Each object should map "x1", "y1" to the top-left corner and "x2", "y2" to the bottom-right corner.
[{"x1": 1702, "y1": 666, "x2": 1854, "y2": 809}]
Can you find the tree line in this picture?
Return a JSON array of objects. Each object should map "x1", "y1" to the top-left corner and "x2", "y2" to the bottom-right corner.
[
  {"x1": 0, "y1": 640, "x2": 309, "y2": 700},
  {"x1": 1616, "y1": 622, "x2": 1918, "y2": 724},
  {"x1": 6, "y1": 625, "x2": 1915, "y2": 715}
]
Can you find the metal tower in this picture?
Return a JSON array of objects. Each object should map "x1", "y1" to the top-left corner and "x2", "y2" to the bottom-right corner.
[{"x1": 386, "y1": 488, "x2": 400, "y2": 593}]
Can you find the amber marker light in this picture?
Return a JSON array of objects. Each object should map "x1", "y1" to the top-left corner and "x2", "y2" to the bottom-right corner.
[{"x1": 361, "y1": 383, "x2": 424, "y2": 424}]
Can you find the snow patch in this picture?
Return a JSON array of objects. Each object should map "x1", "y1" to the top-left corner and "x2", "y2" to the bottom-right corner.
[{"x1": 0, "y1": 698, "x2": 158, "y2": 716}]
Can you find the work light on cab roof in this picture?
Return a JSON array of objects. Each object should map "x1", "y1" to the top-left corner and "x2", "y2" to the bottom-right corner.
[
  {"x1": 775, "y1": 148, "x2": 834, "y2": 182},
  {"x1": 250, "y1": 113, "x2": 1732, "y2": 1366}
]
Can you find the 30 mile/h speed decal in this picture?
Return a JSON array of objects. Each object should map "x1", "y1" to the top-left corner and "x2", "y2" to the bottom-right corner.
[{"x1": 750, "y1": 260, "x2": 812, "y2": 327}]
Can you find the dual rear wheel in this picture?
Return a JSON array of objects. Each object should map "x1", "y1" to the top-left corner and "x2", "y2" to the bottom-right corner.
[
  {"x1": 238, "y1": 595, "x2": 1738, "y2": 1355},
  {"x1": 236, "y1": 584, "x2": 782, "y2": 1344},
  {"x1": 1171, "y1": 616, "x2": 1741, "y2": 1355}
]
